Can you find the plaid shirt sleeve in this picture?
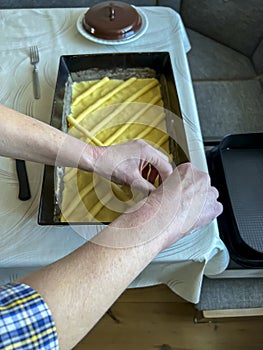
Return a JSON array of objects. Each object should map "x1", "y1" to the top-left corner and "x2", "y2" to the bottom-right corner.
[{"x1": 0, "y1": 283, "x2": 59, "y2": 349}]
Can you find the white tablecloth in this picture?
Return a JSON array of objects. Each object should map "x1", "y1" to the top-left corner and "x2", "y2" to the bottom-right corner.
[{"x1": 0, "y1": 7, "x2": 229, "y2": 303}]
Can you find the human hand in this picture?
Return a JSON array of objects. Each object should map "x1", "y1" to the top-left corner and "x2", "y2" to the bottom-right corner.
[
  {"x1": 91, "y1": 139, "x2": 173, "y2": 193},
  {"x1": 90, "y1": 162, "x2": 223, "y2": 249},
  {"x1": 147, "y1": 162, "x2": 223, "y2": 248}
]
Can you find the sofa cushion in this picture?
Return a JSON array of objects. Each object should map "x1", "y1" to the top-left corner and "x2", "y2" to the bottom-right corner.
[
  {"x1": 0, "y1": 0, "x2": 155, "y2": 8},
  {"x1": 193, "y1": 80, "x2": 263, "y2": 139},
  {"x1": 186, "y1": 29, "x2": 256, "y2": 80},
  {"x1": 158, "y1": 0, "x2": 181, "y2": 12},
  {"x1": 196, "y1": 277, "x2": 263, "y2": 311},
  {"x1": 181, "y1": 0, "x2": 263, "y2": 57},
  {"x1": 253, "y1": 38, "x2": 263, "y2": 74}
]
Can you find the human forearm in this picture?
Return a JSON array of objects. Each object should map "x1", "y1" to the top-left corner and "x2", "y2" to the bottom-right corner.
[
  {"x1": 18, "y1": 170, "x2": 181, "y2": 349},
  {"x1": 0, "y1": 104, "x2": 95, "y2": 170},
  {"x1": 19, "y1": 223, "x2": 166, "y2": 350},
  {"x1": 0, "y1": 104, "x2": 173, "y2": 192},
  {"x1": 19, "y1": 164, "x2": 222, "y2": 349}
]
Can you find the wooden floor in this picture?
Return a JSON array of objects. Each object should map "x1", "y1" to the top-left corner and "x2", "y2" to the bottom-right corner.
[{"x1": 74, "y1": 285, "x2": 263, "y2": 350}]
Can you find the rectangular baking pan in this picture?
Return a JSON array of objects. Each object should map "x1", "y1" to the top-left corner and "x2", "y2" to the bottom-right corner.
[
  {"x1": 207, "y1": 133, "x2": 263, "y2": 268},
  {"x1": 38, "y1": 52, "x2": 189, "y2": 225}
]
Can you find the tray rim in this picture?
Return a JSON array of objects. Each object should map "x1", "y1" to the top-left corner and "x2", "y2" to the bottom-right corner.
[
  {"x1": 208, "y1": 132, "x2": 263, "y2": 268},
  {"x1": 38, "y1": 51, "x2": 190, "y2": 226}
]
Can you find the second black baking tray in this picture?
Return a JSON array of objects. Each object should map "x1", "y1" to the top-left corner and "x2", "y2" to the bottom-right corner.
[
  {"x1": 38, "y1": 52, "x2": 189, "y2": 225},
  {"x1": 207, "y1": 133, "x2": 263, "y2": 268}
]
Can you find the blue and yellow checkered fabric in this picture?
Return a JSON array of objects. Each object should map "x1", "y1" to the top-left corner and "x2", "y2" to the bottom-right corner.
[{"x1": 0, "y1": 283, "x2": 58, "y2": 349}]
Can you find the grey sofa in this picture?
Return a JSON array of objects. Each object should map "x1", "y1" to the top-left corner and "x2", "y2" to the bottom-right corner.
[
  {"x1": 180, "y1": 0, "x2": 263, "y2": 141},
  {"x1": 1, "y1": 0, "x2": 263, "y2": 316},
  {"x1": 171, "y1": 0, "x2": 263, "y2": 316},
  {"x1": 168, "y1": 0, "x2": 263, "y2": 316}
]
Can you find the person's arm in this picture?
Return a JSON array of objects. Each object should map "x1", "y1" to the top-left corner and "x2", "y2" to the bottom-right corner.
[
  {"x1": 0, "y1": 104, "x2": 172, "y2": 192},
  {"x1": 19, "y1": 163, "x2": 222, "y2": 350}
]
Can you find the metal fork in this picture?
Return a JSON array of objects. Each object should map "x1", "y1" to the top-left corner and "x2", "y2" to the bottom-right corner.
[{"x1": 30, "y1": 45, "x2": 40, "y2": 99}]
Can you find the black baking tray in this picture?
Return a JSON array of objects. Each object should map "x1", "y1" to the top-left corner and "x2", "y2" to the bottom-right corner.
[
  {"x1": 207, "y1": 133, "x2": 263, "y2": 268},
  {"x1": 38, "y1": 52, "x2": 189, "y2": 225}
]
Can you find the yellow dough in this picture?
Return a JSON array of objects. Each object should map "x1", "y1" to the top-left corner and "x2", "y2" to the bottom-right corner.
[{"x1": 60, "y1": 77, "x2": 170, "y2": 223}]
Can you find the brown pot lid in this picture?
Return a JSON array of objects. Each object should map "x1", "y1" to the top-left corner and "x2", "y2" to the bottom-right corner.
[{"x1": 82, "y1": 1, "x2": 142, "y2": 40}]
